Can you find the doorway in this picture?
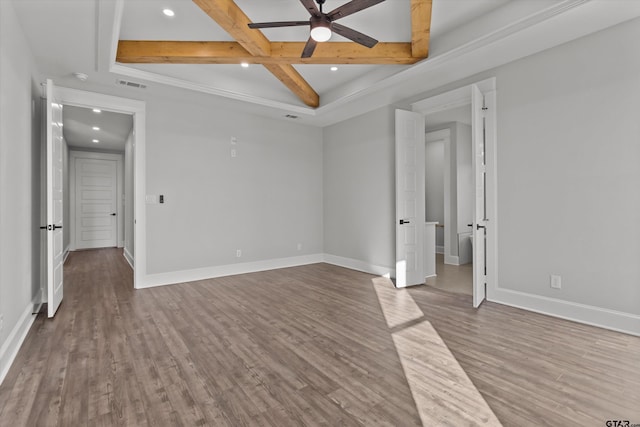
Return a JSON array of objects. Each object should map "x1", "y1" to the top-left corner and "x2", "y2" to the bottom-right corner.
[
  {"x1": 424, "y1": 106, "x2": 474, "y2": 296},
  {"x1": 396, "y1": 77, "x2": 497, "y2": 306},
  {"x1": 43, "y1": 84, "x2": 145, "y2": 316}
]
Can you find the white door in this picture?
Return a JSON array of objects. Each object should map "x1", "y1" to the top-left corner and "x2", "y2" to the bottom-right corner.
[
  {"x1": 471, "y1": 85, "x2": 487, "y2": 307},
  {"x1": 395, "y1": 109, "x2": 426, "y2": 288},
  {"x1": 75, "y1": 158, "x2": 118, "y2": 249},
  {"x1": 46, "y1": 79, "x2": 64, "y2": 318}
]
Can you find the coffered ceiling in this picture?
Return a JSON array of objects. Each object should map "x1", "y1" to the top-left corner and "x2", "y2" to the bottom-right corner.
[{"x1": 10, "y1": 0, "x2": 640, "y2": 127}]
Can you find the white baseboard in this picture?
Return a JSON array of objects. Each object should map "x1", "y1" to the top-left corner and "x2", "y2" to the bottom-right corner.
[
  {"x1": 436, "y1": 245, "x2": 445, "y2": 254},
  {"x1": 489, "y1": 287, "x2": 640, "y2": 337},
  {"x1": 123, "y1": 247, "x2": 134, "y2": 269},
  {"x1": 322, "y1": 254, "x2": 394, "y2": 278},
  {"x1": 63, "y1": 245, "x2": 70, "y2": 263},
  {"x1": 0, "y1": 291, "x2": 41, "y2": 385},
  {"x1": 138, "y1": 254, "x2": 325, "y2": 289},
  {"x1": 444, "y1": 255, "x2": 460, "y2": 266}
]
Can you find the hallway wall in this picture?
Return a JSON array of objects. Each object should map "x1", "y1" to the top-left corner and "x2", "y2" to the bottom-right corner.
[{"x1": 0, "y1": 0, "x2": 43, "y2": 381}]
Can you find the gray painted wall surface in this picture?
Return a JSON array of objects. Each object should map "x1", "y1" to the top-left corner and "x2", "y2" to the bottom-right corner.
[
  {"x1": 322, "y1": 19, "x2": 640, "y2": 316},
  {"x1": 425, "y1": 137, "x2": 445, "y2": 247},
  {"x1": 0, "y1": 0, "x2": 42, "y2": 368},
  {"x1": 493, "y1": 18, "x2": 640, "y2": 315},
  {"x1": 144, "y1": 97, "x2": 324, "y2": 274},
  {"x1": 323, "y1": 106, "x2": 396, "y2": 269}
]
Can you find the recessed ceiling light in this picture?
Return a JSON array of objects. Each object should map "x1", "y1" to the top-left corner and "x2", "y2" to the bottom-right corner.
[
  {"x1": 92, "y1": 139, "x2": 99, "y2": 143},
  {"x1": 92, "y1": 126, "x2": 100, "y2": 131},
  {"x1": 92, "y1": 108, "x2": 101, "y2": 113},
  {"x1": 330, "y1": 66, "x2": 338, "y2": 71},
  {"x1": 241, "y1": 62, "x2": 249, "y2": 68},
  {"x1": 163, "y1": 8, "x2": 175, "y2": 17}
]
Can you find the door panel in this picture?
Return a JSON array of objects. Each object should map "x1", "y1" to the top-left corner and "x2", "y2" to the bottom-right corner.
[
  {"x1": 75, "y1": 157, "x2": 117, "y2": 249},
  {"x1": 472, "y1": 84, "x2": 487, "y2": 308},
  {"x1": 46, "y1": 79, "x2": 64, "y2": 318},
  {"x1": 395, "y1": 109, "x2": 426, "y2": 288}
]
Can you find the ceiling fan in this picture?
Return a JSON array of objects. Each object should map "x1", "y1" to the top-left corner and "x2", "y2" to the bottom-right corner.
[{"x1": 248, "y1": 0, "x2": 386, "y2": 58}]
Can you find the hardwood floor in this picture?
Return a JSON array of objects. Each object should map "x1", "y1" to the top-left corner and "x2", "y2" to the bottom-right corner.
[
  {"x1": 0, "y1": 248, "x2": 639, "y2": 426},
  {"x1": 425, "y1": 254, "x2": 473, "y2": 296}
]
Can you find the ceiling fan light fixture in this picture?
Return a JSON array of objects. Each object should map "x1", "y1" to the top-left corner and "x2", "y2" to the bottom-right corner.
[{"x1": 310, "y1": 17, "x2": 331, "y2": 42}]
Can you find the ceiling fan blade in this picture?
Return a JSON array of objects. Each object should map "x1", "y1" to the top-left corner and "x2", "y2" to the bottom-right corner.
[
  {"x1": 301, "y1": 37, "x2": 318, "y2": 58},
  {"x1": 332, "y1": 23, "x2": 378, "y2": 48},
  {"x1": 299, "y1": 0, "x2": 320, "y2": 16},
  {"x1": 248, "y1": 21, "x2": 310, "y2": 29},
  {"x1": 327, "y1": 0, "x2": 386, "y2": 21}
]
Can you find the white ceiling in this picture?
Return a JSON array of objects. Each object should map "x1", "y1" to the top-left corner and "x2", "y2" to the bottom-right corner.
[
  {"x1": 10, "y1": 0, "x2": 640, "y2": 127},
  {"x1": 63, "y1": 105, "x2": 133, "y2": 152},
  {"x1": 116, "y1": 0, "x2": 508, "y2": 106}
]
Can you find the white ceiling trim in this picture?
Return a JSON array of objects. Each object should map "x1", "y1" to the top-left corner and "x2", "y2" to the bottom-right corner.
[{"x1": 109, "y1": 63, "x2": 316, "y2": 116}]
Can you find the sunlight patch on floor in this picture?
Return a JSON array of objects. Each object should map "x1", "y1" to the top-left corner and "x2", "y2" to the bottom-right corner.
[{"x1": 372, "y1": 277, "x2": 502, "y2": 426}]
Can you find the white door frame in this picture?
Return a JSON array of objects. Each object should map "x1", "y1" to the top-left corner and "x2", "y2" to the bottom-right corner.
[
  {"x1": 411, "y1": 77, "x2": 498, "y2": 302},
  {"x1": 55, "y1": 87, "x2": 146, "y2": 289},
  {"x1": 69, "y1": 151, "x2": 124, "y2": 250}
]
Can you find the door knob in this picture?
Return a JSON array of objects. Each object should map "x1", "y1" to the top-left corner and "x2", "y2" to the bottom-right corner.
[
  {"x1": 110, "y1": 213, "x2": 116, "y2": 216},
  {"x1": 399, "y1": 219, "x2": 410, "y2": 225}
]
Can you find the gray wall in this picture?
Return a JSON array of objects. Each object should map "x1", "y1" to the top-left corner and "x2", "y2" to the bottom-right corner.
[
  {"x1": 322, "y1": 18, "x2": 640, "y2": 318},
  {"x1": 456, "y1": 123, "x2": 472, "y2": 235},
  {"x1": 425, "y1": 137, "x2": 445, "y2": 248},
  {"x1": 323, "y1": 106, "x2": 396, "y2": 269},
  {"x1": 0, "y1": 0, "x2": 42, "y2": 376},
  {"x1": 493, "y1": 17, "x2": 640, "y2": 315},
  {"x1": 144, "y1": 96, "x2": 324, "y2": 274}
]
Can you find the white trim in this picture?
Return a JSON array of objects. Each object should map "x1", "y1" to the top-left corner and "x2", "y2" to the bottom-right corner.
[
  {"x1": 444, "y1": 255, "x2": 460, "y2": 266},
  {"x1": 323, "y1": 254, "x2": 394, "y2": 278},
  {"x1": 110, "y1": 64, "x2": 315, "y2": 117},
  {"x1": 123, "y1": 247, "x2": 134, "y2": 269},
  {"x1": 69, "y1": 150, "x2": 124, "y2": 250},
  {"x1": 63, "y1": 245, "x2": 70, "y2": 262},
  {"x1": 137, "y1": 254, "x2": 325, "y2": 289},
  {"x1": 0, "y1": 292, "x2": 41, "y2": 385},
  {"x1": 489, "y1": 288, "x2": 640, "y2": 337},
  {"x1": 412, "y1": 78, "x2": 496, "y2": 116},
  {"x1": 55, "y1": 86, "x2": 145, "y2": 290}
]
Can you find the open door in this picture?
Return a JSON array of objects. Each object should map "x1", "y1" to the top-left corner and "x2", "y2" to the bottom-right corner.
[
  {"x1": 45, "y1": 79, "x2": 64, "y2": 317},
  {"x1": 471, "y1": 85, "x2": 487, "y2": 307},
  {"x1": 395, "y1": 109, "x2": 426, "y2": 288}
]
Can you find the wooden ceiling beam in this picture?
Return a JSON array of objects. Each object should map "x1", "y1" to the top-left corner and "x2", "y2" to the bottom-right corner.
[
  {"x1": 116, "y1": 41, "x2": 420, "y2": 65},
  {"x1": 411, "y1": 0, "x2": 432, "y2": 58},
  {"x1": 192, "y1": 0, "x2": 319, "y2": 107}
]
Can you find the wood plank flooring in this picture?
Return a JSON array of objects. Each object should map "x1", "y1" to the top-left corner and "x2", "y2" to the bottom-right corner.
[{"x1": 0, "y1": 248, "x2": 639, "y2": 426}]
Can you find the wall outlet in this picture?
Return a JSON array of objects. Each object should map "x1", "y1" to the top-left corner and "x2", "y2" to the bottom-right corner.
[
  {"x1": 236, "y1": 249, "x2": 242, "y2": 258},
  {"x1": 297, "y1": 243, "x2": 302, "y2": 251},
  {"x1": 231, "y1": 149, "x2": 237, "y2": 158},
  {"x1": 550, "y1": 274, "x2": 562, "y2": 289}
]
